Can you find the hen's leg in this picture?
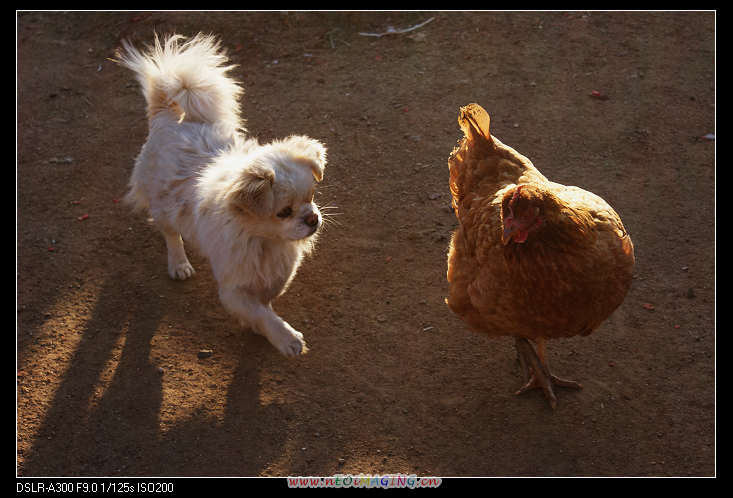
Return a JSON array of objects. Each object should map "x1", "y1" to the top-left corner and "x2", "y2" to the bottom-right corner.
[
  {"x1": 514, "y1": 337, "x2": 582, "y2": 409},
  {"x1": 534, "y1": 338, "x2": 584, "y2": 390}
]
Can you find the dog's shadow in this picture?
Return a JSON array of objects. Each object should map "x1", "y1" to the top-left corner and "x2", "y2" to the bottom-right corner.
[{"x1": 20, "y1": 263, "x2": 288, "y2": 476}]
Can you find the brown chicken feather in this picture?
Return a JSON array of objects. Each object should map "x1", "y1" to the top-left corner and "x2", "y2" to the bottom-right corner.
[{"x1": 446, "y1": 103, "x2": 634, "y2": 408}]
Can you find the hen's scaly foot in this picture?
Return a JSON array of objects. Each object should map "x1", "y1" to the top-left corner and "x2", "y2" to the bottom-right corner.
[
  {"x1": 515, "y1": 373, "x2": 583, "y2": 409},
  {"x1": 514, "y1": 337, "x2": 582, "y2": 409}
]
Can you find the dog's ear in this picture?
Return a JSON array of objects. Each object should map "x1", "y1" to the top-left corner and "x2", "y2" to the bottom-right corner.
[
  {"x1": 227, "y1": 163, "x2": 275, "y2": 216},
  {"x1": 282, "y1": 135, "x2": 327, "y2": 182}
]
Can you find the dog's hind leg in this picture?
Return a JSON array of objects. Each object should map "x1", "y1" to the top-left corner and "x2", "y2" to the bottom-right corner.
[{"x1": 162, "y1": 230, "x2": 196, "y2": 280}]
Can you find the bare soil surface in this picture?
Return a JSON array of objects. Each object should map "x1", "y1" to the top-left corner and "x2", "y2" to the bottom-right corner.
[{"x1": 17, "y1": 11, "x2": 715, "y2": 478}]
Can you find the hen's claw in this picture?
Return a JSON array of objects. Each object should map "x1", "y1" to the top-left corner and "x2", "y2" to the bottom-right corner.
[
  {"x1": 514, "y1": 337, "x2": 582, "y2": 409},
  {"x1": 515, "y1": 372, "x2": 583, "y2": 410}
]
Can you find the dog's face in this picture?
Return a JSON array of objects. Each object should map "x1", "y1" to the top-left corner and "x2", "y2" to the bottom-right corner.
[{"x1": 226, "y1": 136, "x2": 326, "y2": 241}]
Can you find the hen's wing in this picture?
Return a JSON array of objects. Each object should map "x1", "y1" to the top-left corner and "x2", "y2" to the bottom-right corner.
[{"x1": 550, "y1": 183, "x2": 630, "y2": 239}]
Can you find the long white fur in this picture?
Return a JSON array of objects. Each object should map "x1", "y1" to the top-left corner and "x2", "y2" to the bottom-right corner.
[
  {"x1": 117, "y1": 33, "x2": 326, "y2": 356},
  {"x1": 117, "y1": 33, "x2": 244, "y2": 131}
]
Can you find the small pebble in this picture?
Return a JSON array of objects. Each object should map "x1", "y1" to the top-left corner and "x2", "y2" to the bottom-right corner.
[{"x1": 197, "y1": 349, "x2": 213, "y2": 359}]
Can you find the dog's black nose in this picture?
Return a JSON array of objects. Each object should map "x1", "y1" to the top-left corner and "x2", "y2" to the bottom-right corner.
[{"x1": 304, "y1": 212, "x2": 320, "y2": 227}]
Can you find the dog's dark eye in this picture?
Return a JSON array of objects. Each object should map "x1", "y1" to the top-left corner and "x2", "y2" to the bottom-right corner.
[{"x1": 277, "y1": 207, "x2": 293, "y2": 219}]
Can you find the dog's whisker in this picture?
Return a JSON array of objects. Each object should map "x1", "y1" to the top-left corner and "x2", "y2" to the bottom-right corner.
[
  {"x1": 320, "y1": 212, "x2": 343, "y2": 228},
  {"x1": 320, "y1": 221, "x2": 340, "y2": 232},
  {"x1": 321, "y1": 210, "x2": 342, "y2": 217}
]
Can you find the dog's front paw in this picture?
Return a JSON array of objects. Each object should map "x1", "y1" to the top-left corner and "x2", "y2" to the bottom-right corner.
[
  {"x1": 279, "y1": 330, "x2": 308, "y2": 357},
  {"x1": 250, "y1": 323, "x2": 308, "y2": 356},
  {"x1": 169, "y1": 261, "x2": 195, "y2": 280}
]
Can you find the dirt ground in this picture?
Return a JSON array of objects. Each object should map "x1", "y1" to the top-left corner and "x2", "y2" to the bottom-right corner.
[{"x1": 17, "y1": 11, "x2": 715, "y2": 478}]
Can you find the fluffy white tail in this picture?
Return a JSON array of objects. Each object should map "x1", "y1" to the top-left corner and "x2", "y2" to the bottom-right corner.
[{"x1": 116, "y1": 33, "x2": 243, "y2": 130}]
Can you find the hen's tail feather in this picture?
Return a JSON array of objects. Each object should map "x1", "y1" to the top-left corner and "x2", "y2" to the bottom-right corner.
[
  {"x1": 448, "y1": 103, "x2": 493, "y2": 215},
  {"x1": 458, "y1": 103, "x2": 492, "y2": 143},
  {"x1": 115, "y1": 33, "x2": 244, "y2": 130}
]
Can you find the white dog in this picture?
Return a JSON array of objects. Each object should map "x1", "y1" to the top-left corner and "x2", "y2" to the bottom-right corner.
[{"x1": 116, "y1": 33, "x2": 327, "y2": 356}]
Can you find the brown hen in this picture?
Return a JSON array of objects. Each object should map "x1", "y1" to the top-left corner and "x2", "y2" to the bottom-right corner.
[{"x1": 446, "y1": 103, "x2": 635, "y2": 409}]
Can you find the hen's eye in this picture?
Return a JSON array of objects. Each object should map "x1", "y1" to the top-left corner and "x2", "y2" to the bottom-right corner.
[{"x1": 277, "y1": 207, "x2": 293, "y2": 218}]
